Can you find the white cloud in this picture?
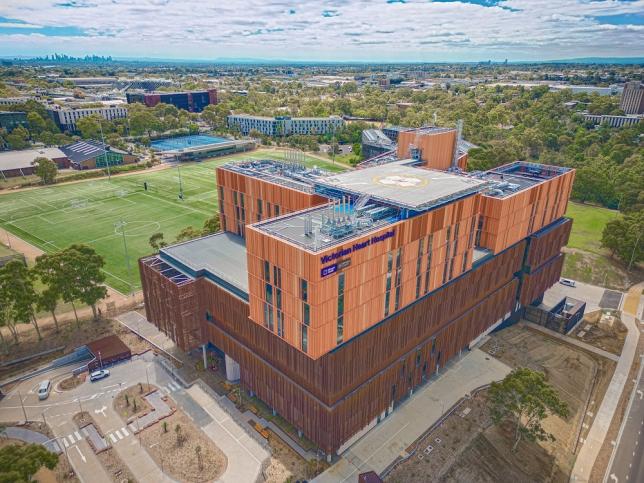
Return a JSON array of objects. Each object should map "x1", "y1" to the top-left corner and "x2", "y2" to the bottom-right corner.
[{"x1": 0, "y1": 0, "x2": 642, "y2": 60}]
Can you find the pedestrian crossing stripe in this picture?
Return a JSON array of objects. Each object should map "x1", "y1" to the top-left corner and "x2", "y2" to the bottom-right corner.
[
  {"x1": 121, "y1": 427, "x2": 129, "y2": 437},
  {"x1": 115, "y1": 430, "x2": 123, "y2": 440},
  {"x1": 68, "y1": 433, "x2": 76, "y2": 444},
  {"x1": 109, "y1": 433, "x2": 117, "y2": 443},
  {"x1": 74, "y1": 431, "x2": 81, "y2": 441},
  {"x1": 62, "y1": 437, "x2": 69, "y2": 448}
]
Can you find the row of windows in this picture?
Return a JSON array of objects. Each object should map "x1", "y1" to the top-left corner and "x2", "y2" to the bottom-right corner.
[
  {"x1": 337, "y1": 272, "x2": 345, "y2": 345},
  {"x1": 256, "y1": 198, "x2": 281, "y2": 221},
  {"x1": 262, "y1": 260, "x2": 284, "y2": 338}
]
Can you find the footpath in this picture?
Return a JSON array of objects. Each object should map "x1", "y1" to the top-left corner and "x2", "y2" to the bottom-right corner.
[{"x1": 570, "y1": 282, "x2": 643, "y2": 482}]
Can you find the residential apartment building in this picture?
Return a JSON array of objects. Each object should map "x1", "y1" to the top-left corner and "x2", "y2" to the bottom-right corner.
[
  {"x1": 227, "y1": 114, "x2": 345, "y2": 136},
  {"x1": 47, "y1": 101, "x2": 128, "y2": 132},
  {"x1": 583, "y1": 113, "x2": 642, "y2": 128},
  {"x1": 126, "y1": 89, "x2": 217, "y2": 113},
  {"x1": 620, "y1": 81, "x2": 644, "y2": 115}
]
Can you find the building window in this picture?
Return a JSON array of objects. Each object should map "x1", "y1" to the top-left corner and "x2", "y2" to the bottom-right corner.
[
  {"x1": 205, "y1": 311, "x2": 213, "y2": 322},
  {"x1": 300, "y1": 279, "x2": 308, "y2": 302},
  {"x1": 303, "y1": 302, "x2": 310, "y2": 326},
  {"x1": 301, "y1": 325, "x2": 308, "y2": 353},
  {"x1": 277, "y1": 311, "x2": 284, "y2": 337},
  {"x1": 273, "y1": 266, "x2": 282, "y2": 287},
  {"x1": 276, "y1": 288, "x2": 282, "y2": 310},
  {"x1": 415, "y1": 238, "x2": 424, "y2": 299},
  {"x1": 425, "y1": 234, "x2": 433, "y2": 294},
  {"x1": 257, "y1": 198, "x2": 263, "y2": 221},
  {"x1": 263, "y1": 261, "x2": 270, "y2": 282},
  {"x1": 265, "y1": 283, "x2": 273, "y2": 304},
  {"x1": 337, "y1": 272, "x2": 346, "y2": 345},
  {"x1": 275, "y1": 205, "x2": 280, "y2": 216},
  {"x1": 384, "y1": 251, "x2": 393, "y2": 317}
]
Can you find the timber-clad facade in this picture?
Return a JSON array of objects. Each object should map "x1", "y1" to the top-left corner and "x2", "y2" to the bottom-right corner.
[{"x1": 139, "y1": 141, "x2": 575, "y2": 456}]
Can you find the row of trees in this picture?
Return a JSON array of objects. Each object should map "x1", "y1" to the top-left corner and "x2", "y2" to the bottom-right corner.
[
  {"x1": 0, "y1": 245, "x2": 107, "y2": 350},
  {"x1": 148, "y1": 214, "x2": 221, "y2": 252}
]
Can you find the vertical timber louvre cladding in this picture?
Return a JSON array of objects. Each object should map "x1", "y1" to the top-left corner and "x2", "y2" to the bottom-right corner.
[
  {"x1": 216, "y1": 166, "x2": 327, "y2": 236},
  {"x1": 396, "y1": 129, "x2": 466, "y2": 171},
  {"x1": 139, "y1": 257, "x2": 201, "y2": 351},
  {"x1": 140, "y1": 157, "x2": 575, "y2": 455},
  {"x1": 245, "y1": 194, "x2": 480, "y2": 358},
  {"x1": 199, "y1": 241, "x2": 524, "y2": 452},
  {"x1": 478, "y1": 169, "x2": 574, "y2": 254},
  {"x1": 140, "y1": 236, "x2": 537, "y2": 453}
]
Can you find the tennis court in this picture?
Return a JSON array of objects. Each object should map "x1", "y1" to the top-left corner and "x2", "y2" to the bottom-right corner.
[
  {"x1": 0, "y1": 149, "x2": 345, "y2": 293},
  {"x1": 151, "y1": 134, "x2": 230, "y2": 152}
]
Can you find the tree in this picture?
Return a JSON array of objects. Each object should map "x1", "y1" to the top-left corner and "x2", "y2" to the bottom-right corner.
[
  {"x1": 149, "y1": 232, "x2": 167, "y2": 252},
  {"x1": 33, "y1": 253, "x2": 65, "y2": 332},
  {"x1": 175, "y1": 423, "x2": 183, "y2": 446},
  {"x1": 175, "y1": 226, "x2": 201, "y2": 243},
  {"x1": 32, "y1": 157, "x2": 58, "y2": 184},
  {"x1": 601, "y1": 211, "x2": 644, "y2": 267},
  {"x1": 0, "y1": 260, "x2": 41, "y2": 340},
  {"x1": 26, "y1": 112, "x2": 47, "y2": 135},
  {"x1": 5, "y1": 125, "x2": 29, "y2": 150},
  {"x1": 0, "y1": 443, "x2": 58, "y2": 482},
  {"x1": 75, "y1": 114, "x2": 102, "y2": 140},
  {"x1": 201, "y1": 214, "x2": 220, "y2": 236},
  {"x1": 63, "y1": 245, "x2": 108, "y2": 322},
  {"x1": 195, "y1": 445, "x2": 203, "y2": 471},
  {"x1": 488, "y1": 368, "x2": 569, "y2": 451}
]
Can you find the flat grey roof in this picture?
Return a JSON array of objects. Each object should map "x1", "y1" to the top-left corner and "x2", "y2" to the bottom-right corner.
[
  {"x1": 316, "y1": 160, "x2": 489, "y2": 210},
  {"x1": 160, "y1": 232, "x2": 248, "y2": 294},
  {"x1": 0, "y1": 147, "x2": 66, "y2": 171}
]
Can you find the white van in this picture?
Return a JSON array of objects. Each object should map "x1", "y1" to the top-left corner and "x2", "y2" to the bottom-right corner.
[
  {"x1": 559, "y1": 278, "x2": 576, "y2": 288},
  {"x1": 37, "y1": 380, "x2": 51, "y2": 400}
]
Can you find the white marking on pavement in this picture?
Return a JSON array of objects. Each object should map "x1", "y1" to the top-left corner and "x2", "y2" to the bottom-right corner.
[
  {"x1": 115, "y1": 430, "x2": 123, "y2": 440},
  {"x1": 75, "y1": 446, "x2": 86, "y2": 463},
  {"x1": 109, "y1": 433, "x2": 117, "y2": 443},
  {"x1": 121, "y1": 427, "x2": 129, "y2": 437},
  {"x1": 74, "y1": 431, "x2": 81, "y2": 441},
  {"x1": 68, "y1": 433, "x2": 76, "y2": 444},
  {"x1": 161, "y1": 386, "x2": 170, "y2": 395},
  {"x1": 609, "y1": 474, "x2": 618, "y2": 483},
  {"x1": 62, "y1": 437, "x2": 69, "y2": 448}
]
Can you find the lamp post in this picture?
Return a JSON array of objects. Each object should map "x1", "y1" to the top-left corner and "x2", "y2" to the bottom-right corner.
[
  {"x1": 18, "y1": 391, "x2": 27, "y2": 422},
  {"x1": 99, "y1": 119, "x2": 111, "y2": 181}
]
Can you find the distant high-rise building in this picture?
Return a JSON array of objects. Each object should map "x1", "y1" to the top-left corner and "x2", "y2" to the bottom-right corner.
[
  {"x1": 620, "y1": 81, "x2": 644, "y2": 115},
  {"x1": 126, "y1": 89, "x2": 217, "y2": 113}
]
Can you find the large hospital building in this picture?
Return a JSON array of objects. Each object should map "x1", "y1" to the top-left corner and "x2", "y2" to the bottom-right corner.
[{"x1": 139, "y1": 126, "x2": 574, "y2": 456}]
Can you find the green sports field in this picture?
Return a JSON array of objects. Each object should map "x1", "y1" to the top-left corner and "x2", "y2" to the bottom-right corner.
[{"x1": 0, "y1": 149, "x2": 344, "y2": 293}]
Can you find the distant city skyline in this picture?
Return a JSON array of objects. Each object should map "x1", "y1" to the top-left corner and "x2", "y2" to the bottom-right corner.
[{"x1": 0, "y1": 0, "x2": 642, "y2": 62}]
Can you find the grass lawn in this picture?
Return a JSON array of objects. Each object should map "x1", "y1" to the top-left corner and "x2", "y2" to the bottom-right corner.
[
  {"x1": 0, "y1": 149, "x2": 342, "y2": 293},
  {"x1": 565, "y1": 202, "x2": 619, "y2": 254}
]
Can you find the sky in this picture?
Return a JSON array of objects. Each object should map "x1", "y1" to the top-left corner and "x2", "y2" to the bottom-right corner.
[{"x1": 0, "y1": 0, "x2": 642, "y2": 62}]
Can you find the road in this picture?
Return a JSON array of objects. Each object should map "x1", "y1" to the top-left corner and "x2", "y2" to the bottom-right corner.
[
  {"x1": 605, "y1": 356, "x2": 644, "y2": 483},
  {"x1": 0, "y1": 353, "x2": 179, "y2": 482},
  {"x1": 0, "y1": 350, "x2": 269, "y2": 482}
]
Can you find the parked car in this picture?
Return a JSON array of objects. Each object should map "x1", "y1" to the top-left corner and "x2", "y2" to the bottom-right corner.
[
  {"x1": 559, "y1": 278, "x2": 576, "y2": 287},
  {"x1": 37, "y1": 380, "x2": 51, "y2": 400},
  {"x1": 89, "y1": 369, "x2": 110, "y2": 382}
]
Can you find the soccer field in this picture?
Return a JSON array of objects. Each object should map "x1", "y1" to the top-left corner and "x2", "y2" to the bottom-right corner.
[{"x1": 0, "y1": 149, "x2": 343, "y2": 293}]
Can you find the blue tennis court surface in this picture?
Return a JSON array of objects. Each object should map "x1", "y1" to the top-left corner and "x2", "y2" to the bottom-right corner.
[{"x1": 151, "y1": 134, "x2": 229, "y2": 152}]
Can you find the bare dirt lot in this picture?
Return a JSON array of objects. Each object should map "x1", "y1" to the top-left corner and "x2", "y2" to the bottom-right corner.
[
  {"x1": 140, "y1": 409, "x2": 227, "y2": 483},
  {"x1": 263, "y1": 430, "x2": 322, "y2": 483},
  {"x1": 572, "y1": 310, "x2": 627, "y2": 356},
  {"x1": 387, "y1": 324, "x2": 615, "y2": 482}
]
